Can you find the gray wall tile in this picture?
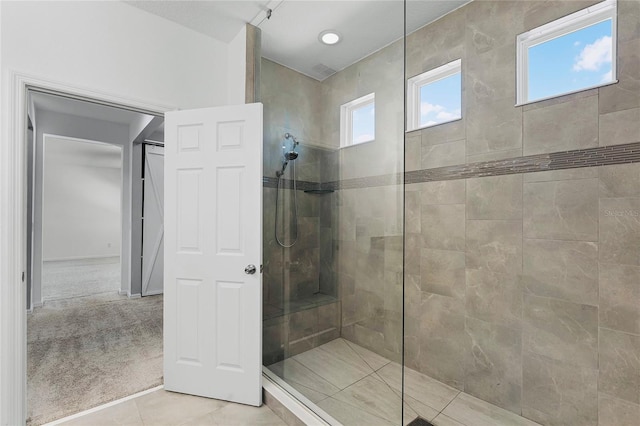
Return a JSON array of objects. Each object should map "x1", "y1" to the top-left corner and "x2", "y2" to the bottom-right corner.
[
  {"x1": 466, "y1": 148, "x2": 523, "y2": 164},
  {"x1": 599, "y1": 108, "x2": 640, "y2": 147},
  {"x1": 523, "y1": 294, "x2": 598, "y2": 369},
  {"x1": 405, "y1": 6, "x2": 466, "y2": 80},
  {"x1": 599, "y1": 39, "x2": 640, "y2": 114},
  {"x1": 422, "y1": 139, "x2": 466, "y2": 169},
  {"x1": 466, "y1": 44, "x2": 516, "y2": 107},
  {"x1": 599, "y1": 197, "x2": 640, "y2": 265},
  {"x1": 466, "y1": 98, "x2": 522, "y2": 156},
  {"x1": 523, "y1": 179, "x2": 599, "y2": 241},
  {"x1": 467, "y1": 175, "x2": 523, "y2": 220},
  {"x1": 421, "y1": 119, "x2": 466, "y2": 146},
  {"x1": 618, "y1": 0, "x2": 640, "y2": 43},
  {"x1": 421, "y1": 204, "x2": 466, "y2": 251},
  {"x1": 420, "y1": 180, "x2": 466, "y2": 205},
  {"x1": 599, "y1": 328, "x2": 640, "y2": 404},
  {"x1": 406, "y1": 131, "x2": 422, "y2": 172},
  {"x1": 466, "y1": 220, "x2": 522, "y2": 275},
  {"x1": 523, "y1": 239, "x2": 599, "y2": 306},
  {"x1": 524, "y1": 168, "x2": 599, "y2": 183},
  {"x1": 405, "y1": 191, "x2": 421, "y2": 234},
  {"x1": 599, "y1": 163, "x2": 640, "y2": 198},
  {"x1": 466, "y1": 269, "x2": 523, "y2": 328},
  {"x1": 522, "y1": 352, "x2": 598, "y2": 426},
  {"x1": 598, "y1": 393, "x2": 640, "y2": 426},
  {"x1": 421, "y1": 248, "x2": 466, "y2": 299},
  {"x1": 523, "y1": 94, "x2": 599, "y2": 155},
  {"x1": 416, "y1": 293, "x2": 466, "y2": 390},
  {"x1": 465, "y1": 0, "x2": 524, "y2": 55},
  {"x1": 464, "y1": 317, "x2": 523, "y2": 414},
  {"x1": 599, "y1": 263, "x2": 640, "y2": 335}
]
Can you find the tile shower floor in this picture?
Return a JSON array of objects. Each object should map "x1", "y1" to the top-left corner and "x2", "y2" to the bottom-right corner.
[{"x1": 268, "y1": 338, "x2": 540, "y2": 426}]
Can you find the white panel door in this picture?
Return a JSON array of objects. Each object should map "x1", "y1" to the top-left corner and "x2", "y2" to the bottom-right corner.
[
  {"x1": 142, "y1": 145, "x2": 164, "y2": 296},
  {"x1": 164, "y1": 103, "x2": 263, "y2": 406}
]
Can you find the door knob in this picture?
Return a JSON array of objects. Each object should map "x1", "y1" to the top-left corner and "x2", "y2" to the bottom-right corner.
[{"x1": 244, "y1": 264, "x2": 257, "y2": 275}]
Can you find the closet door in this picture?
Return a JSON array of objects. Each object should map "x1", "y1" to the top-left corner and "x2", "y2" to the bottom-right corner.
[{"x1": 142, "y1": 145, "x2": 164, "y2": 296}]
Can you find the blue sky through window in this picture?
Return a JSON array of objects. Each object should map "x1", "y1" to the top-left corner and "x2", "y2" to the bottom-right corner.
[
  {"x1": 419, "y1": 73, "x2": 462, "y2": 127},
  {"x1": 352, "y1": 102, "x2": 375, "y2": 144},
  {"x1": 528, "y1": 19, "x2": 612, "y2": 102}
]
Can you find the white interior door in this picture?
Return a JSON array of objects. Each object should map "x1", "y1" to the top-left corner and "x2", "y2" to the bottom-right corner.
[
  {"x1": 164, "y1": 103, "x2": 263, "y2": 406},
  {"x1": 142, "y1": 145, "x2": 164, "y2": 296}
]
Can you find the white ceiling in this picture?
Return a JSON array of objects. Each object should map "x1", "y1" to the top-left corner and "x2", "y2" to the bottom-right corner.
[
  {"x1": 125, "y1": 0, "x2": 271, "y2": 43},
  {"x1": 30, "y1": 92, "x2": 152, "y2": 127},
  {"x1": 125, "y1": 0, "x2": 470, "y2": 81}
]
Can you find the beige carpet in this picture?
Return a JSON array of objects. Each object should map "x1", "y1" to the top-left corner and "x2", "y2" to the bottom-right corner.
[
  {"x1": 27, "y1": 292, "x2": 163, "y2": 425},
  {"x1": 42, "y1": 257, "x2": 121, "y2": 301}
]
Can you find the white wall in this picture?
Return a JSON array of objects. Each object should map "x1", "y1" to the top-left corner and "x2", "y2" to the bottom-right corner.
[
  {"x1": 0, "y1": 2, "x2": 245, "y2": 423},
  {"x1": 228, "y1": 25, "x2": 247, "y2": 105},
  {"x1": 31, "y1": 109, "x2": 131, "y2": 306},
  {"x1": 1, "y1": 1, "x2": 230, "y2": 109},
  {"x1": 42, "y1": 137, "x2": 122, "y2": 261}
]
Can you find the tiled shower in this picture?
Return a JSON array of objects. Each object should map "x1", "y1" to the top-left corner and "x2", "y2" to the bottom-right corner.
[{"x1": 260, "y1": 1, "x2": 639, "y2": 425}]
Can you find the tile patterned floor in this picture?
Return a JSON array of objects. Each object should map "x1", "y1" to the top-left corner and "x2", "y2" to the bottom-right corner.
[
  {"x1": 59, "y1": 389, "x2": 286, "y2": 426},
  {"x1": 268, "y1": 338, "x2": 541, "y2": 426}
]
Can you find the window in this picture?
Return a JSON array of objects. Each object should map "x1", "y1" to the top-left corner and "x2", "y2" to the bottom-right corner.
[
  {"x1": 517, "y1": 0, "x2": 617, "y2": 105},
  {"x1": 340, "y1": 93, "x2": 375, "y2": 147},
  {"x1": 407, "y1": 59, "x2": 462, "y2": 131}
]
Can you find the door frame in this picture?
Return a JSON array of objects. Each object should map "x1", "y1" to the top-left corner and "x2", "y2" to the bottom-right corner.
[{"x1": 1, "y1": 71, "x2": 174, "y2": 424}]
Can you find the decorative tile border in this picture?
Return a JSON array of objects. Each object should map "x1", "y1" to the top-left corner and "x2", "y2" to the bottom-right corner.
[
  {"x1": 405, "y1": 141, "x2": 640, "y2": 184},
  {"x1": 263, "y1": 141, "x2": 640, "y2": 190}
]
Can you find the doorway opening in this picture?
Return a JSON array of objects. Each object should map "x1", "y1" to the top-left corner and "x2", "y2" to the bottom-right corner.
[
  {"x1": 41, "y1": 136, "x2": 123, "y2": 301},
  {"x1": 26, "y1": 89, "x2": 166, "y2": 425}
]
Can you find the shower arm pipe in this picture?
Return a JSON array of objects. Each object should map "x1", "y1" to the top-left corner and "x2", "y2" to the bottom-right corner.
[{"x1": 284, "y1": 132, "x2": 300, "y2": 148}]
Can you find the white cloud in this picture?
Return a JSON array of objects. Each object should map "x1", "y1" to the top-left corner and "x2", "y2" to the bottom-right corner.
[
  {"x1": 424, "y1": 120, "x2": 437, "y2": 126},
  {"x1": 354, "y1": 134, "x2": 374, "y2": 143},
  {"x1": 573, "y1": 35, "x2": 612, "y2": 72},
  {"x1": 601, "y1": 69, "x2": 612, "y2": 83},
  {"x1": 420, "y1": 102, "x2": 444, "y2": 117},
  {"x1": 573, "y1": 41, "x2": 581, "y2": 47},
  {"x1": 436, "y1": 111, "x2": 461, "y2": 121}
]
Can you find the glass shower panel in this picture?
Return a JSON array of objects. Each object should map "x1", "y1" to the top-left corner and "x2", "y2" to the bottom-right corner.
[
  {"x1": 404, "y1": 1, "x2": 640, "y2": 426},
  {"x1": 260, "y1": 1, "x2": 405, "y2": 424}
]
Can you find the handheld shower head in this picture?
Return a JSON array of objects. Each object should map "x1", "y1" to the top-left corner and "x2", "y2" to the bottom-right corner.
[{"x1": 285, "y1": 151, "x2": 298, "y2": 161}]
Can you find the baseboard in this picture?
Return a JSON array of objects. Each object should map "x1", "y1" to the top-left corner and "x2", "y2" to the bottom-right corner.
[
  {"x1": 118, "y1": 290, "x2": 141, "y2": 299},
  {"x1": 43, "y1": 254, "x2": 120, "y2": 262},
  {"x1": 142, "y1": 290, "x2": 164, "y2": 297},
  {"x1": 262, "y1": 368, "x2": 335, "y2": 425},
  {"x1": 42, "y1": 385, "x2": 164, "y2": 426}
]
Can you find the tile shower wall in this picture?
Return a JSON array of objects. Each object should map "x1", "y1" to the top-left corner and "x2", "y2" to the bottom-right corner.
[
  {"x1": 261, "y1": 59, "x2": 340, "y2": 364},
  {"x1": 404, "y1": 1, "x2": 640, "y2": 425},
  {"x1": 322, "y1": 38, "x2": 405, "y2": 363}
]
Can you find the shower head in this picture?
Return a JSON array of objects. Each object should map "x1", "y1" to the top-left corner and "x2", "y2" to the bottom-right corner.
[{"x1": 285, "y1": 151, "x2": 298, "y2": 161}]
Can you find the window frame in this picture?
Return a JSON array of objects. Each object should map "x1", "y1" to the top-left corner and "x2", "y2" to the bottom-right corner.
[
  {"x1": 516, "y1": 0, "x2": 618, "y2": 105},
  {"x1": 406, "y1": 59, "x2": 462, "y2": 132},
  {"x1": 340, "y1": 92, "x2": 375, "y2": 148}
]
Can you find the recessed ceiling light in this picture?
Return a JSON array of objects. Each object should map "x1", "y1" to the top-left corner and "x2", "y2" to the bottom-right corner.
[{"x1": 319, "y1": 30, "x2": 341, "y2": 45}]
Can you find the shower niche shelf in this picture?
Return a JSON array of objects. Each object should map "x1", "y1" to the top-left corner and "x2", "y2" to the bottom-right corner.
[
  {"x1": 263, "y1": 293, "x2": 338, "y2": 321},
  {"x1": 303, "y1": 189, "x2": 335, "y2": 194}
]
